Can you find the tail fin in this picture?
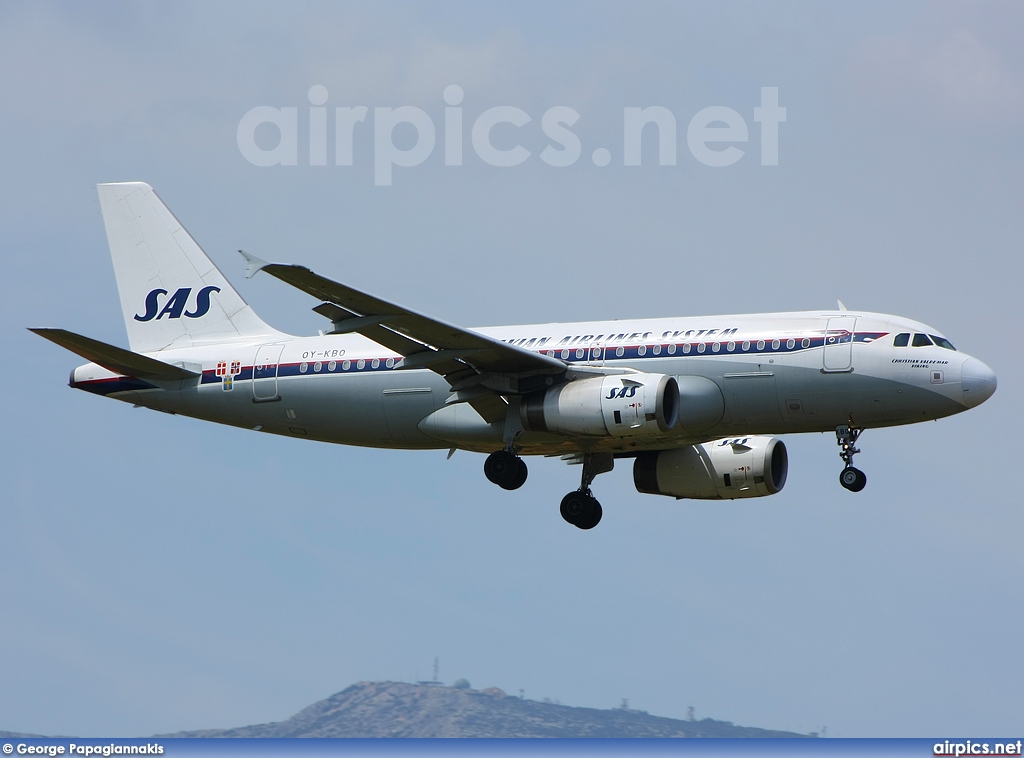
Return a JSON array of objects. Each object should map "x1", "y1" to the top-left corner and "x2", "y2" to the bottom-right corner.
[{"x1": 98, "y1": 182, "x2": 280, "y2": 353}]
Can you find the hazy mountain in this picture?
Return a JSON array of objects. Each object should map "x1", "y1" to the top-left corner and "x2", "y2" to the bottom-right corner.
[
  {"x1": 157, "y1": 681, "x2": 811, "y2": 738},
  {"x1": 0, "y1": 731, "x2": 48, "y2": 739}
]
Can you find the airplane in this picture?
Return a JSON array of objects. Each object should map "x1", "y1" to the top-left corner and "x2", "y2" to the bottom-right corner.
[{"x1": 32, "y1": 182, "x2": 997, "y2": 530}]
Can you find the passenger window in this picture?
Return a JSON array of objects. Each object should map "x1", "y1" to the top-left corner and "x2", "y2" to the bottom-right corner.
[
  {"x1": 930, "y1": 335, "x2": 957, "y2": 351},
  {"x1": 893, "y1": 333, "x2": 910, "y2": 347},
  {"x1": 912, "y1": 333, "x2": 933, "y2": 347}
]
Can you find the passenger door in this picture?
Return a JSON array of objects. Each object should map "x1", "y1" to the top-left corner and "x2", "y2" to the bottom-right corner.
[
  {"x1": 823, "y1": 316, "x2": 857, "y2": 373},
  {"x1": 253, "y1": 343, "x2": 284, "y2": 402}
]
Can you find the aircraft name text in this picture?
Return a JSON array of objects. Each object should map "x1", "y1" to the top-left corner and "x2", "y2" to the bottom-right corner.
[{"x1": 502, "y1": 327, "x2": 740, "y2": 348}]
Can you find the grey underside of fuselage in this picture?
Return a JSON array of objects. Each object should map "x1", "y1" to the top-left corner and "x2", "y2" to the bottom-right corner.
[{"x1": 107, "y1": 354, "x2": 965, "y2": 457}]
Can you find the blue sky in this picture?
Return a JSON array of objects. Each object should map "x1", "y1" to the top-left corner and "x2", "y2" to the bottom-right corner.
[{"x1": 1, "y1": 0, "x2": 1021, "y2": 738}]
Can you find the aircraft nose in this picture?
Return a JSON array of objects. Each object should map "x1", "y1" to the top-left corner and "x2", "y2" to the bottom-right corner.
[{"x1": 962, "y1": 358, "x2": 997, "y2": 408}]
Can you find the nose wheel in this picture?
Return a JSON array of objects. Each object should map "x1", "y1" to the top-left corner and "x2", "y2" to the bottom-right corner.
[
  {"x1": 839, "y1": 465, "x2": 867, "y2": 492},
  {"x1": 836, "y1": 424, "x2": 867, "y2": 492}
]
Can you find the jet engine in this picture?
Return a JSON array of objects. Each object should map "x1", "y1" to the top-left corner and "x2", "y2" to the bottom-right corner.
[
  {"x1": 521, "y1": 374, "x2": 679, "y2": 438},
  {"x1": 633, "y1": 436, "x2": 788, "y2": 499}
]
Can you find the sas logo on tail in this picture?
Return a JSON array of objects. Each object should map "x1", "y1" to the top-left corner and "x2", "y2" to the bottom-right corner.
[{"x1": 135, "y1": 286, "x2": 221, "y2": 322}]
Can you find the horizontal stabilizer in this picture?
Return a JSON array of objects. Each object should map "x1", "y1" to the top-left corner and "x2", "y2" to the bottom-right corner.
[{"x1": 29, "y1": 328, "x2": 199, "y2": 381}]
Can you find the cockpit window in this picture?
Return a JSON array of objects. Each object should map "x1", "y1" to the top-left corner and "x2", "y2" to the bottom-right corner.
[
  {"x1": 912, "y1": 333, "x2": 933, "y2": 347},
  {"x1": 930, "y1": 335, "x2": 956, "y2": 351},
  {"x1": 893, "y1": 333, "x2": 910, "y2": 347}
]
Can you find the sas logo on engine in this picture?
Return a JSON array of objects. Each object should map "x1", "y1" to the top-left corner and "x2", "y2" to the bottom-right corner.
[
  {"x1": 606, "y1": 385, "x2": 639, "y2": 400},
  {"x1": 135, "y1": 286, "x2": 221, "y2": 322}
]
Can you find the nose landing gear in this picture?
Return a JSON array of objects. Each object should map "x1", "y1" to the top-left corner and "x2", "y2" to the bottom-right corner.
[{"x1": 835, "y1": 424, "x2": 867, "y2": 492}]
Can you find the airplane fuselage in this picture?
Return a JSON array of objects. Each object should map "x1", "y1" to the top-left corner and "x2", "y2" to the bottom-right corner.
[{"x1": 70, "y1": 309, "x2": 988, "y2": 456}]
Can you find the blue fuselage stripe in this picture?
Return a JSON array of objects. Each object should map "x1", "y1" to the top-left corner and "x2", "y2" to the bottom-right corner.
[{"x1": 76, "y1": 331, "x2": 890, "y2": 395}]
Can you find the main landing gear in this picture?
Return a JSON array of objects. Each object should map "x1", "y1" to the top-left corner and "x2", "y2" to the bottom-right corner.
[
  {"x1": 483, "y1": 450, "x2": 611, "y2": 530},
  {"x1": 560, "y1": 453, "x2": 613, "y2": 530},
  {"x1": 835, "y1": 424, "x2": 867, "y2": 492},
  {"x1": 559, "y1": 491, "x2": 602, "y2": 530},
  {"x1": 484, "y1": 449, "x2": 528, "y2": 490}
]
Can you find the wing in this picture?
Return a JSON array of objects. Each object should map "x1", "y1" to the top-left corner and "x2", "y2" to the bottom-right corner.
[{"x1": 239, "y1": 252, "x2": 566, "y2": 422}]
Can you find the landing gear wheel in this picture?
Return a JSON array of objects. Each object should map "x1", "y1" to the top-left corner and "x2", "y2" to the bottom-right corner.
[
  {"x1": 839, "y1": 466, "x2": 867, "y2": 492},
  {"x1": 484, "y1": 450, "x2": 525, "y2": 490},
  {"x1": 559, "y1": 454, "x2": 612, "y2": 530},
  {"x1": 559, "y1": 491, "x2": 602, "y2": 529},
  {"x1": 559, "y1": 491, "x2": 586, "y2": 525},
  {"x1": 835, "y1": 424, "x2": 867, "y2": 493},
  {"x1": 576, "y1": 500, "x2": 603, "y2": 530},
  {"x1": 507, "y1": 458, "x2": 528, "y2": 490}
]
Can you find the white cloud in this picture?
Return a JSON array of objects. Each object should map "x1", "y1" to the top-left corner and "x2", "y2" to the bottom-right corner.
[{"x1": 848, "y1": 7, "x2": 1023, "y2": 124}]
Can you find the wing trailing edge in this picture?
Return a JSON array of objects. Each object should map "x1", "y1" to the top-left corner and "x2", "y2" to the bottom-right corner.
[{"x1": 239, "y1": 252, "x2": 574, "y2": 423}]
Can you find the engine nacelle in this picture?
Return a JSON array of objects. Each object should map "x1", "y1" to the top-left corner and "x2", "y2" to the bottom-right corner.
[
  {"x1": 674, "y1": 375, "x2": 725, "y2": 432},
  {"x1": 521, "y1": 374, "x2": 679, "y2": 438},
  {"x1": 634, "y1": 436, "x2": 788, "y2": 499}
]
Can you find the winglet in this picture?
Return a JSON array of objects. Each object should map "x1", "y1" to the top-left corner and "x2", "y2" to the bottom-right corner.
[
  {"x1": 238, "y1": 249, "x2": 270, "y2": 279},
  {"x1": 837, "y1": 300, "x2": 848, "y2": 312}
]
